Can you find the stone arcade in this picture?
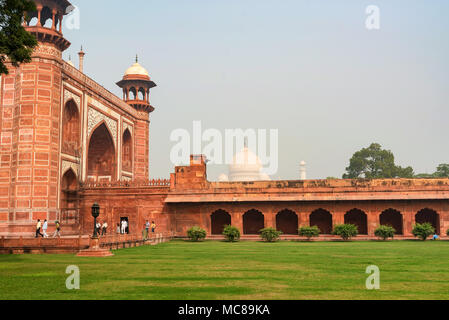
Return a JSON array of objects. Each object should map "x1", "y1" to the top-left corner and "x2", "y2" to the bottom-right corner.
[{"x1": 0, "y1": 0, "x2": 448, "y2": 241}]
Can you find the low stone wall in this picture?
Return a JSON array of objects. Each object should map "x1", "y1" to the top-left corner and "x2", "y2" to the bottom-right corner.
[{"x1": 0, "y1": 232, "x2": 175, "y2": 255}]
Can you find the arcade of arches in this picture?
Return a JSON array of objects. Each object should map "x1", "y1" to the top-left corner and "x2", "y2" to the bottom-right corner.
[{"x1": 206, "y1": 207, "x2": 445, "y2": 236}]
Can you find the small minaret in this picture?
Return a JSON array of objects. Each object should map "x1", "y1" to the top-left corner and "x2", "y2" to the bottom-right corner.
[
  {"x1": 78, "y1": 46, "x2": 85, "y2": 72},
  {"x1": 300, "y1": 161, "x2": 307, "y2": 180}
]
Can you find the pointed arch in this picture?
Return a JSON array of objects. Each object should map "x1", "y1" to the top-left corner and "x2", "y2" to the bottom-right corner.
[
  {"x1": 211, "y1": 210, "x2": 231, "y2": 235},
  {"x1": 87, "y1": 123, "x2": 116, "y2": 182},
  {"x1": 345, "y1": 208, "x2": 368, "y2": 235},
  {"x1": 416, "y1": 208, "x2": 440, "y2": 235},
  {"x1": 276, "y1": 209, "x2": 298, "y2": 235},
  {"x1": 310, "y1": 209, "x2": 333, "y2": 235},
  {"x1": 62, "y1": 99, "x2": 80, "y2": 156},
  {"x1": 122, "y1": 129, "x2": 133, "y2": 172},
  {"x1": 60, "y1": 169, "x2": 79, "y2": 223},
  {"x1": 243, "y1": 209, "x2": 264, "y2": 235},
  {"x1": 380, "y1": 209, "x2": 403, "y2": 235}
]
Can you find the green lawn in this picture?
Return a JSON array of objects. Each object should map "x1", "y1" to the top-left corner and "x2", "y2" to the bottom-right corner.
[{"x1": 1, "y1": 240, "x2": 448, "y2": 300}]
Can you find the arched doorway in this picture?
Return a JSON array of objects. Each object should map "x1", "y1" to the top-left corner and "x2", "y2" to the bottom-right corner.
[
  {"x1": 211, "y1": 210, "x2": 231, "y2": 235},
  {"x1": 122, "y1": 129, "x2": 132, "y2": 172},
  {"x1": 380, "y1": 209, "x2": 403, "y2": 235},
  {"x1": 60, "y1": 169, "x2": 78, "y2": 223},
  {"x1": 276, "y1": 209, "x2": 298, "y2": 235},
  {"x1": 344, "y1": 209, "x2": 368, "y2": 235},
  {"x1": 62, "y1": 99, "x2": 80, "y2": 156},
  {"x1": 243, "y1": 210, "x2": 264, "y2": 235},
  {"x1": 416, "y1": 208, "x2": 440, "y2": 235},
  {"x1": 88, "y1": 123, "x2": 116, "y2": 182},
  {"x1": 310, "y1": 209, "x2": 333, "y2": 234}
]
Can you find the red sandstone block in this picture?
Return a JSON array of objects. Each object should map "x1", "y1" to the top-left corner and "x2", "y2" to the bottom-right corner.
[
  {"x1": 33, "y1": 185, "x2": 48, "y2": 197},
  {"x1": 19, "y1": 118, "x2": 33, "y2": 126},
  {"x1": 16, "y1": 185, "x2": 31, "y2": 197},
  {"x1": 37, "y1": 104, "x2": 51, "y2": 116},
  {"x1": 0, "y1": 201, "x2": 8, "y2": 209},
  {"x1": 20, "y1": 104, "x2": 34, "y2": 115},
  {"x1": 15, "y1": 212, "x2": 30, "y2": 221},
  {"x1": 33, "y1": 200, "x2": 47, "y2": 208},
  {"x1": 32, "y1": 212, "x2": 47, "y2": 221},
  {"x1": 36, "y1": 119, "x2": 50, "y2": 127},
  {"x1": 0, "y1": 187, "x2": 9, "y2": 196},
  {"x1": 1, "y1": 133, "x2": 12, "y2": 144},
  {"x1": 3, "y1": 107, "x2": 13, "y2": 119},
  {"x1": 0, "y1": 212, "x2": 8, "y2": 222},
  {"x1": 16, "y1": 200, "x2": 30, "y2": 208}
]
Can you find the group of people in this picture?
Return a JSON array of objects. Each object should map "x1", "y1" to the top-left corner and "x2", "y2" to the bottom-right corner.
[
  {"x1": 35, "y1": 219, "x2": 61, "y2": 238},
  {"x1": 35, "y1": 218, "x2": 156, "y2": 239},
  {"x1": 95, "y1": 221, "x2": 109, "y2": 236}
]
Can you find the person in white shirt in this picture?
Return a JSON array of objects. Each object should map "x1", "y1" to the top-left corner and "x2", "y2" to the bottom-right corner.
[
  {"x1": 101, "y1": 222, "x2": 108, "y2": 236},
  {"x1": 42, "y1": 220, "x2": 49, "y2": 238},
  {"x1": 96, "y1": 222, "x2": 101, "y2": 236},
  {"x1": 121, "y1": 220, "x2": 126, "y2": 234}
]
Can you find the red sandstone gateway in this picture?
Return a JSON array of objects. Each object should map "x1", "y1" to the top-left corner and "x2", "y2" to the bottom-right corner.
[{"x1": 0, "y1": 0, "x2": 448, "y2": 241}]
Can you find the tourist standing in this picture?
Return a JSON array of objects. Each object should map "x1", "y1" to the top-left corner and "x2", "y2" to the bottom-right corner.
[
  {"x1": 116, "y1": 223, "x2": 120, "y2": 234},
  {"x1": 121, "y1": 220, "x2": 126, "y2": 234},
  {"x1": 102, "y1": 221, "x2": 108, "y2": 236},
  {"x1": 42, "y1": 219, "x2": 49, "y2": 238},
  {"x1": 145, "y1": 221, "x2": 150, "y2": 239},
  {"x1": 52, "y1": 221, "x2": 61, "y2": 238},
  {"x1": 96, "y1": 221, "x2": 102, "y2": 236},
  {"x1": 35, "y1": 219, "x2": 43, "y2": 238},
  {"x1": 151, "y1": 221, "x2": 156, "y2": 234}
]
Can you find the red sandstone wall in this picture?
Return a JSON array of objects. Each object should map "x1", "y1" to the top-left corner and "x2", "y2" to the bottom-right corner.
[{"x1": 80, "y1": 187, "x2": 170, "y2": 235}]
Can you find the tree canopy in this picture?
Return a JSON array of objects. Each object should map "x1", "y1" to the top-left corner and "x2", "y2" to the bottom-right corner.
[
  {"x1": 415, "y1": 164, "x2": 449, "y2": 178},
  {"x1": 0, "y1": 0, "x2": 37, "y2": 75},
  {"x1": 343, "y1": 143, "x2": 414, "y2": 179}
]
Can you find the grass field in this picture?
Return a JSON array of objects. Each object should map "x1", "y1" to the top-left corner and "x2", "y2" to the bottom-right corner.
[{"x1": 1, "y1": 240, "x2": 449, "y2": 300}]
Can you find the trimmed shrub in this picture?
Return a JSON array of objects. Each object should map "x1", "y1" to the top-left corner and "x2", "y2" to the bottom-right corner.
[
  {"x1": 260, "y1": 228, "x2": 282, "y2": 242},
  {"x1": 298, "y1": 226, "x2": 320, "y2": 240},
  {"x1": 223, "y1": 225, "x2": 240, "y2": 242},
  {"x1": 374, "y1": 225, "x2": 396, "y2": 241},
  {"x1": 412, "y1": 223, "x2": 435, "y2": 241},
  {"x1": 333, "y1": 224, "x2": 358, "y2": 241},
  {"x1": 187, "y1": 226, "x2": 207, "y2": 242},
  {"x1": 447, "y1": 229, "x2": 449, "y2": 237}
]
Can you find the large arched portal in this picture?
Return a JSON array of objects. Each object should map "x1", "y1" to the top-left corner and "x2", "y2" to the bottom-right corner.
[
  {"x1": 60, "y1": 169, "x2": 78, "y2": 223},
  {"x1": 276, "y1": 209, "x2": 298, "y2": 235},
  {"x1": 310, "y1": 209, "x2": 333, "y2": 235},
  {"x1": 416, "y1": 208, "x2": 440, "y2": 235},
  {"x1": 62, "y1": 99, "x2": 80, "y2": 156},
  {"x1": 243, "y1": 210, "x2": 264, "y2": 235},
  {"x1": 380, "y1": 209, "x2": 403, "y2": 235},
  {"x1": 211, "y1": 210, "x2": 231, "y2": 235},
  {"x1": 88, "y1": 123, "x2": 116, "y2": 182},
  {"x1": 344, "y1": 209, "x2": 368, "y2": 235}
]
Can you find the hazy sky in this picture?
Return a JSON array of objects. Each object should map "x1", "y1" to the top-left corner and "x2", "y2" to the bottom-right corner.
[{"x1": 64, "y1": 0, "x2": 449, "y2": 180}]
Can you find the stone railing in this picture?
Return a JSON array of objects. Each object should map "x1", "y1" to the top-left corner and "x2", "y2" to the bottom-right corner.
[
  {"x1": 80, "y1": 179, "x2": 171, "y2": 189},
  {"x1": 98, "y1": 232, "x2": 174, "y2": 250},
  {"x1": 0, "y1": 232, "x2": 175, "y2": 254},
  {"x1": 0, "y1": 236, "x2": 89, "y2": 254}
]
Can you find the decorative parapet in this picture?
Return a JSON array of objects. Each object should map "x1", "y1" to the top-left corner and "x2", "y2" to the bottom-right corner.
[
  {"x1": 62, "y1": 62, "x2": 140, "y2": 119},
  {"x1": 80, "y1": 178, "x2": 171, "y2": 189}
]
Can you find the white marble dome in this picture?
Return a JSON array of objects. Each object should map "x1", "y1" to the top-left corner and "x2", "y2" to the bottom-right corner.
[
  {"x1": 124, "y1": 62, "x2": 149, "y2": 77},
  {"x1": 228, "y1": 147, "x2": 270, "y2": 182}
]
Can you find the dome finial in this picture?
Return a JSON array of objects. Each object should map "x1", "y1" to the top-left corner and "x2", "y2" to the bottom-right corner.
[{"x1": 135, "y1": 54, "x2": 138, "y2": 63}]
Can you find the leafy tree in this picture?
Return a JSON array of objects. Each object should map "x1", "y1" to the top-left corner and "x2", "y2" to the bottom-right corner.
[
  {"x1": 333, "y1": 224, "x2": 358, "y2": 241},
  {"x1": 412, "y1": 223, "x2": 435, "y2": 241},
  {"x1": 260, "y1": 228, "x2": 282, "y2": 242},
  {"x1": 187, "y1": 226, "x2": 206, "y2": 242},
  {"x1": 298, "y1": 226, "x2": 320, "y2": 240},
  {"x1": 374, "y1": 225, "x2": 396, "y2": 241},
  {"x1": 343, "y1": 143, "x2": 414, "y2": 179},
  {"x1": 434, "y1": 164, "x2": 449, "y2": 178},
  {"x1": 0, "y1": 0, "x2": 38, "y2": 75},
  {"x1": 222, "y1": 225, "x2": 240, "y2": 242}
]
